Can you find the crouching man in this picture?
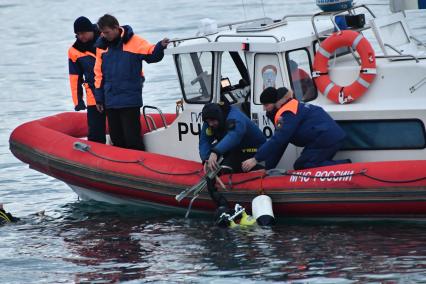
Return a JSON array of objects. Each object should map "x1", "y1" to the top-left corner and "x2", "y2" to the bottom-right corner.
[
  {"x1": 242, "y1": 87, "x2": 349, "y2": 172},
  {"x1": 199, "y1": 103, "x2": 266, "y2": 216}
]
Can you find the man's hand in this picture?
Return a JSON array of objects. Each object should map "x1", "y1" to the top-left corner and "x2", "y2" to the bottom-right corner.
[
  {"x1": 160, "y1": 38, "x2": 170, "y2": 48},
  {"x1": 96, "y1": 104, "x2": 104, "y2": 113},
  {"x1": 74, "y1": 100, "x2": 86, "y2": 111},
  {"x1": 207, "y1": 152, "x2": 219, "y2": 172},
  {"x1": 242, "y1": 157, "x2": 257, "y2": 172}
]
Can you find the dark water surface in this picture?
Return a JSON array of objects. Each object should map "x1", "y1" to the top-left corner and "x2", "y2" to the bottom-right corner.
[{"x1": 1, "y1": 0, "x2": 426, "y2": 283}]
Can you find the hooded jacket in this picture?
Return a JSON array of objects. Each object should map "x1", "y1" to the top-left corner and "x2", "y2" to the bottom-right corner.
[
  {"x1": 199, "y1": 105, "x2": 266, "y2": 161},
  {"x1": 94, "y1": 25, "x2": 165, "y2": 109}
]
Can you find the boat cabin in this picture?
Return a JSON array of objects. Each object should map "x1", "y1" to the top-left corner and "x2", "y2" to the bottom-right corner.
[{"x1": 143, "y1": 4, "x2": 426, "y2": 170}]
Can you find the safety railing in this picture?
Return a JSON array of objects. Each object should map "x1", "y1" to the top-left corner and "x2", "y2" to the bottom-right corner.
[
  {"x1": 410, "y1": 36, "x2": 426, "y2": 49},
  {"x1": 142, "y1": 105, "x2": 168, "y2": 132},
  {"x1": 215, "y1": 34, "x2": 281, "y2": 42},
  {"x1": 384, "y1": 43, "x2": 420, "y2": 63},
  {"x1": 311, "y1": 4, "x2": 376, "y2": 42},
  {"x1": 218, "y1": 17, "x2": 270, "y2": 30},
  {"x1": 170, "y1": 36, "x2": 211, "y2": 47}
]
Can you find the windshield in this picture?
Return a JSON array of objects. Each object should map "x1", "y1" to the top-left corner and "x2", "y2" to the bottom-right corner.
[{"x1": 175, "y1": 52, "x2": 213, "y2": 104}]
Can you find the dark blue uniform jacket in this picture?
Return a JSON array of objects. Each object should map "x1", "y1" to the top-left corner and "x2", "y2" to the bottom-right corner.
[
  {"x1": 255, "y1": 100, "x2": 346, "y2": 168},
  {"x1": 94, "y1": 25, "x2": 165, "y2": 109},
  {"x1": 199, "y1": 106, "x2": 266, "y2": 161}
]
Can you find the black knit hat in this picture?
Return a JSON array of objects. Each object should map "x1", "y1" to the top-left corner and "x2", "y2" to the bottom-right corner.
[
  {"x1": 74, "y1": 16, "x2": 94, "y2": 33},
  {"x1": 277, "y1": 87, "x2": 289, "y2": 99},
  {"x1": 202, "y1": 103, "x2": 223, "y2": 122},
  {"x1": 260, "y1": 87, "x2": 288, "y2": 104}
]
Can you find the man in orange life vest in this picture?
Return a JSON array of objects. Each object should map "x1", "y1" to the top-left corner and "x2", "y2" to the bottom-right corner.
[
  {"x1": 68, "y1": 16, "x2": 106, "y2": 143},
  {"x1": 94, "y1": 14, "x2": 169, "y2": 150},
  {"x1": 242, "y1": 87, "x2": 349, "y2": 171}
]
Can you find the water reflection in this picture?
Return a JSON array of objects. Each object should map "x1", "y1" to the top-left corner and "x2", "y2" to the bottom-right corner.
[{"x1": 45, "y1": 203, "x2": 426, "y2": 282}]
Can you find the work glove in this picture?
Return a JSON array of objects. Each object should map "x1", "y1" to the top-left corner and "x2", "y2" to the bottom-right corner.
[{"x1": 74, "y1": 100, "x2": 86, "y2": 111}]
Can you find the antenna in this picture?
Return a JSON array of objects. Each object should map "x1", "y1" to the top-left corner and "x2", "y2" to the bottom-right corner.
[
  {"x1": 242, "y1": 0, "x2": 247, "y2": 21},
  {"x1": 260, "y1": 0, "x2": 267, "y2": 24}
]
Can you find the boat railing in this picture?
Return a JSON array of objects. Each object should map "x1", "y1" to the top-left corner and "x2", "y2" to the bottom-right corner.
[
  {"x1": 311, "y1": 5, "x2": 377, "y2": 66},
  {"x1": 218, "y1": 17, "x2": 270, "y2": 30},
  {"x1": 170, "y1": 36, "x2": 211, "y2": 47},
  {"x1": 282, "y1": 14, "x2": 316, "y2": 22},
  {"x1": 142, "y1": 105, "x2": 168, "y2": 131},
  {"x1": 410, "y1": 36, "x2": 426, "y2": 49},
  {"x1": 383, "y1": 43, "x2": 420, "y2": 62},
  {"x1": 311, "y1": 4, "x2": 376, "y2": 42},
  {"x1": 215, "y1": 34, "x2": 281, "y2": 42}
]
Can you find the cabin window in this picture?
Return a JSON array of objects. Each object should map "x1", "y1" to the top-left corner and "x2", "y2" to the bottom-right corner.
[
  {"x1": 313, "y1": 40, "x2": 351, "y2": 60},
  {"x1": 175, "y1": 52, "x2": 213, "y2": 104},
  {"x1": 253, "y1": 53, "x2": 284, "y2": 104},
  {"x1": 286, "y1": 49, "x2": 317, "y2": 102},
  {"x1": 338, "y1": 119, "x2": 426, "y2": 150},
  {"x1": 219, "y1": 52, "x2": 251, "y2": 112}
]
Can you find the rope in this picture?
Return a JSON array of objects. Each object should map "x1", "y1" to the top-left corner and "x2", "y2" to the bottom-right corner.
[
  {"x1": 139, "y1": 160, "x2": 202, "y2": 176},
  {"x1": 82, "y1": 145, "x2": 426, "y2": 184},
  {"x1": 259, "y1": 174, "x2": 264, "y2": 195},
  {"x1": 361, "y1": 172, "x2": 426, "y2": 184},
  {"x1": 87, "y1": 148, "x2": 141, "y2": 163},
  {"x1": 225, "y1": 169, "x2": 426, "y2": 187},
  {"x1": 86, "y1": 148, "x2": 202, "y2": 176}
]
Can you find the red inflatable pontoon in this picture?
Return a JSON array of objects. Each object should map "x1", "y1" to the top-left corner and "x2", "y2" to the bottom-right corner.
[{"x1": 9, "y1": 112, "x2": 426, "y2": 218}]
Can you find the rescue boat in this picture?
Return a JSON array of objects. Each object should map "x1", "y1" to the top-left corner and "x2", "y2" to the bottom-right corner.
[{"x1": 9, "y1": 2, "x2": 426, "y2": 218}]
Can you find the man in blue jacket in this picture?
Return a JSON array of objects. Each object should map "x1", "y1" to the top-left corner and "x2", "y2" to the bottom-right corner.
[
  {"x1": 242, "y1": 87, "x2": 348, "y2": 171},
  {"x1": 94, "y1": 14, "x2": 169, "y2": 150},
  {"x1": 68, "y1": 16, "x2": 106, "y2": 143},
  {"x1": 200, "y1": 103, "x2": 266, "y2": 173},
  {"x1": 200, "y1": 103, "x2": 266, "y2": 218}
]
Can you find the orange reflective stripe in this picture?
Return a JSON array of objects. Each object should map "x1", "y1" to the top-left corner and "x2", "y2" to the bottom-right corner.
[
  {"x1": 123, "y1": 35, "x2": 155, "y2": 54},
  {"x1": 68, "y1": 47, "x2": 80, "y2": 63},
  {"x1": 68, "y1": 47, "x2": 95, "y2": 62},
  {"x1": 83, "y1": 83, "x2": 96, "y2": 106},
  {"x1": 94, "y1": 48, "x2": 106, "y2": 89},
  {"x1": 69, "y1": 74, "x2": 80, "y2": 106},
  {"x1": 274, "y1": 99, "x2": 299, "y2": 126}
]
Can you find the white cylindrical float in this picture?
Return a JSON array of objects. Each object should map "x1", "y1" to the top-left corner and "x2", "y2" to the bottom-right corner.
[{"x1": 252, "y1": 195, "x2": 275, "y2": 226}]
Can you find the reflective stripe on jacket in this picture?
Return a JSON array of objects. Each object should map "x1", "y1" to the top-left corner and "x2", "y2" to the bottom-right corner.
[
  {"x1": 68, "y1": 47, "x2": 97, "y2": 106},
  {"x1": 94, "y1": 25, "x2": 165, "y2": 109}
]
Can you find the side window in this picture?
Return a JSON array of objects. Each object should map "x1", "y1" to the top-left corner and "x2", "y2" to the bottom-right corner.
[
  {"x1": 338, "y1": 119, "x2": 426, "y2": 150},
  {"x1": 253, "y1": 54, "x2": 284, "y2": 104},
  {"x1": 286, "y1": 49, "x2": 317, "y2": 102},
  {"x1": 175, "y1": 52, "x2": 213, "y2": 104}
]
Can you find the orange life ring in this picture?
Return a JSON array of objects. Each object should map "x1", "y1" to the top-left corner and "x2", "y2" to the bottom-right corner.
[{"x1": 313, "y1": 30, "x2": 376, "y2": 104}]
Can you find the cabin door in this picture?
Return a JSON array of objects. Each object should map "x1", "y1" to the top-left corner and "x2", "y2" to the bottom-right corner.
[{"x1": 250, "y1": 53, "x2": 298, "y2": 170}]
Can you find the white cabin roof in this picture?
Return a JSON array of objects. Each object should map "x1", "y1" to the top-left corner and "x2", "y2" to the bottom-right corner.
[{"x1": 166, "y1": 15, "x2": 335, "y2": 54}]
